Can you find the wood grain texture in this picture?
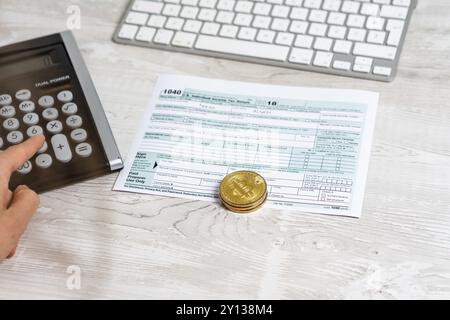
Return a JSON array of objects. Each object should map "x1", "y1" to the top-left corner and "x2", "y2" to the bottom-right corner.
[{"x1": 1, "y1": 0, "x2": 450, "y2": 299}]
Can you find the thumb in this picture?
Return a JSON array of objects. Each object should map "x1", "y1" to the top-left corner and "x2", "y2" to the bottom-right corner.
[{"x1": 4, "y1": 185, "x2": 40, "y2": 242}]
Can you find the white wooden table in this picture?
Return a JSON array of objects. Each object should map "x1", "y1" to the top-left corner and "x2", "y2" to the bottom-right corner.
[{"x1": 1, "y1": 0, "x2": 450, "y2": 299}]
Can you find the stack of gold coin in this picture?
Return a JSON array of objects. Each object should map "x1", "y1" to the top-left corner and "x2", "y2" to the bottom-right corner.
[{"x1": 219, "y1": 170, "x2": 268, "y2": 213}]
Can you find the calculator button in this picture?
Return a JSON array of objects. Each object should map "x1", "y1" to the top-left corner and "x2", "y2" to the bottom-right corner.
[
  {"x1": 46, "y1": 120, "x2": 63, "y2": 134},
  {"x1": 3, "y1": 118, "x2": 19, "y2": 131},
  {"x1": 66, "y1": 115, "x2": 82, "y2": 129},
  {"x1": 0, "y1": 94, "x2": 12, "y2": 106},
  {"x1": 57, "y1": 90, "x2": 73, "y2": 103},
  {"x1": 0, "y1": 137, "x2": 3, "y2": 149},
  {"x1": 51, "y1": 134, "x2": 72, "y2": 163},
  {"x1": 61, "y1": 102, "x2": 78, "y2": 115},
  {"x1": 7, "y1": 131, "x2": 24, "y2": 144},
  {"x1": 38, "y1": 141, "x2": 48, "y2": 154},
  {"x1": 75, "y1": 143, "x2": 93, "y2": 158},
  {"x1": 23, "y1": 113, "x2": 39, "y2": 126},
  {"x1": 15, "y1": 89, "x2": 31, "y2": 101},
  {"x1": 35, "y1": 154, "x2": 53, "y2": 169},
  {"x1": 70, "y1": 128, "x2": 87, "y2": 143},
  {"x1": 19, "y1": 101, "x2": 36, "y2": 113},
  {"x1": 0, "y1": 106, "x2": 16, "y2": 118},
  {"x1": 38, "y1": 95, "x2": 55, "y2": 108},
  {"x1": 17, "y1": 161, "x2": 32, "y2": 175},
  {"x1": 42, "y1": 108, "x2": 59, "y2": 121},
  {"x1": 27, "y1": 125, "x2": 44, "y2": 137}
]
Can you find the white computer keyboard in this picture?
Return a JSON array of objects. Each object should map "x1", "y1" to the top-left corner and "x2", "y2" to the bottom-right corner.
[{"x1": 114, "y1": 0, "x2": 417, "y2": 81}]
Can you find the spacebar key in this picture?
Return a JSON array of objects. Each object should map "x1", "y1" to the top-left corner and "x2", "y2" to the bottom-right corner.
[{"x1": 195, "y1": 35, "x2": 289, "y2": 62}]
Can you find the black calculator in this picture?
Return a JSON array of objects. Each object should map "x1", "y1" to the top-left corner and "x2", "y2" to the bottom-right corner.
[{"x1": 0, "y1": 31, "x2": 123, "y2": 193}]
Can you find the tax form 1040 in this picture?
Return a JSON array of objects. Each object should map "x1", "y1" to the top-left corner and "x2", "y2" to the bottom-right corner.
[{"x1": 114, "y1": 75, "x2": 378, "y2": 218}]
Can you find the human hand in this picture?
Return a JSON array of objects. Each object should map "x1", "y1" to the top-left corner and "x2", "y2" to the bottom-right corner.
[{"x1": 0, "y1": 135, "x2": 45, "y2": 260}]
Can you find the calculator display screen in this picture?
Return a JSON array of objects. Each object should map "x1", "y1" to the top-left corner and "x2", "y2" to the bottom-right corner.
[{"x1": 0, "y1": 54, "x2": 54, "y2": 78}]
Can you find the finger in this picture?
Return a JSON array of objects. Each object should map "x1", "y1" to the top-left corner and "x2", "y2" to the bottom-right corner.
[
  {"x1": 2, "y1": 185, "x2": 39, "y2": 245},
  {"x1": 0, "y1": 135, "x2": 45, "y2": 182},
  {"x1": 6, "y1": 246, "x2": 17, "y2": 259}
]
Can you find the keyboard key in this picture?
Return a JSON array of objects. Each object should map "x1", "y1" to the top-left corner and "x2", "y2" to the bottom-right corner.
[
  {"x1": 132, "y1": 1, "x2": 163, "y2": 14},
  {"x1": 195, "y1": 35, "x2": 290, "y2": 61},
  {"x1": 198, "y1": 8, "x2": 217, "y2": 21},
  {"x1": 27, "y1": 125, "x2": 44, "y2": 137},
  {"x1": 308, "y1": 23, "x2": 327, "y2": 36},
  {"x1": 126, "y1": 11, "x2": 149, "y2": 25},
  {"x1": 289, "y1": 48, "x2": 314, "y2": 65},
  {"x1": 42, "y1": 108, "x2": 59, "y2": 121},
  {"x1": 238, "y1": 27, "x2": 257, "y2": 41},
  {"x1": 163, "y1": 4, "x2": 182, "y2": 17},
  {"x1": 217, "y1": 0, "x2": 235, "y2": 11},
  {"x1": 17, "y1": 160, "x2": 32, "y2": 174},
  {"x1": 256, "y1": 29, "x2": 276, "y2": 43},
  {"x1": 136, "y1": 26, "x2": 156, "y2": 41},
  {"x1": 333, "y1": 40, "x2": 352, "y2": 53},
  {"x1": 23, "y1": 113, "x2": 39, "y2": 126},
  {"x1": 75, "y1": 143, "x2": 93, "y2": 158},
  {"x1": 0, "y1": 94, "x2": 12, "y2": 106},
  {"x1": 180, "y1": 6, "x2": 199, "y2": 19},
  {"x1": 154, "y1": 29, "x2": 174, "y2": 44},
  {"x1": 367, "y1": 31, "x2": 386, "y2": 44},
  {"x1": 3, "y1": 118, "x2": 19, "y2": 131},
  {"x1": 353, "y1": 42, "x2": 397, "y2": 60},
  {"x1": 234, "y1": 13, "x2": 252, "y2": 26},
  {"x1": 235, "y1": 1, "x2": 253, "y2": 13},
  {"x1": 313, "y1": 51, "x2": 333, "y2": 67},
  {"x1": 0, "y1": 106, "x2": 16, "y2": 118},
  {"x1": 36, "y1": 154, "x2": 53, "y2": 169},
  {"x1": 314, "y1": 37, "x2": 333, "y2": 51},
  {"x1": 216, "y1": 11, "x2": 235, "y2": 24},
  {"x1": 19, "y1": 101, "x2": 35, "y2": 113},
  {"x1": 294, "y1": 35, "x2": 314, "y2": 48},
  {"x1": 252, "y1": 16, "x2": 271, "y2": 29},
  {"x1": 290, "y1": 21, "x2": 309, "y2": 34},
  {"x1": 220, "y1": 25, "x2": 239, "y2": 38},
  {"x1": 15, "y1": 89, "x2": 31, "y2": 101},
  {"x1": 38, "y1": 141, "x2": 48, "y2": 154},
  {"x1": 46, "y1": 120, "x2": 64, "y2": 134},
  {"x1": 348, "y1": 28, "x2": 366, "y2": 42},
  {"x1": 360, "y1": 3, "x2": 380, "y2": 16},
  {"x1": 275, "y1": 32, "x2": 295, "y2": 46},
  {"x1": 271, "y1": 18, "x2": 290, "y2": 32},
  {"x1": 184, "y1": 20, "x2": 203, "y2": 33},
  {"x1": 66, "y1": 115, "x2": 83, "y2": 129},
  {"x1": 118, "y1": 24, "x2": 139, "y2": 39},
  {"x1": 353, "y1": 56, "x2": 373, "y2": 73},
  {"x1": 38, "y1": 95, "x2": 55, "y2": 108},
  {"x1": 380, "y1": 5, "x2": 408, "y2": 19},
  {"x1": 366, "y1": 16, "x2": 385, "y2": 30},
  {"x1": 166, "y1": 17, "x2": 185, "y2": 30},
  {"x1": 71, "y1": 128, "x2": 88, "y2": 143},
  {"x1": 253, "y1": 3, "x2": 271, "y2": 15},
  {"x1": 51, "y1": 134, "x2": 73, "y2": 163},
  {"x1": 373, "y1": 66, "x2": 392, "y2": 76},
  {"x1": 341, "y1": 1, "x2": 360, "y2": 14},
  {"x1": 201, "y1": 22, "x2": 220, "y2": 35},
  {"x1": 172, "y1": 31, "x2": 197, "y2": 47},
  {"x1": 148, "y1": 15, "x2": 167, "y2": 28},
  {"x1": 333, "y1": 60, "x2": 352, "y2": 71},
  {"x1": 7, "y1": 131, "x2": 24, "y2": 144}
]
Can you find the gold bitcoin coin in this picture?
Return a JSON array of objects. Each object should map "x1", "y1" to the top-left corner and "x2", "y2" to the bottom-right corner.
[
  {"x1": 220, "y1": 170, "x2": 267, "y2": 206},
  {"x1": 220, "y1": 192, "x2": 268, "y2": 213}
]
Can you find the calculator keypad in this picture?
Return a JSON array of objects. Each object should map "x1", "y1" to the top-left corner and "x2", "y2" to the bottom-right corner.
[{"x1": 0, "y1": 89, "x2": 93, "y2": 174}]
